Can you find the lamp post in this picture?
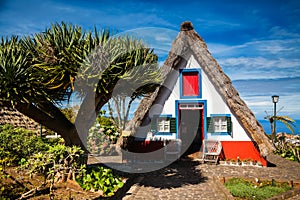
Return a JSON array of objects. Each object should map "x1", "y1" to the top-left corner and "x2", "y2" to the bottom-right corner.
[{"x1": 272, "y1": 95, "x2": 279, "y2": 143}]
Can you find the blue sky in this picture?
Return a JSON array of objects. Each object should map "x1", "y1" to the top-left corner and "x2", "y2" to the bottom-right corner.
[{"x1": 1, "y1": 0, "x2": 300, "y2": 119}]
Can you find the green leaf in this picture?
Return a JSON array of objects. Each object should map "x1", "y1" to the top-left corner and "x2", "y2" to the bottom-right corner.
[
  {"x1": 105, "y1": 178, "x2": 110, "y2": 185},
  {"x1": 117, "y1": 181, "x2": 124, "y2": 188}
]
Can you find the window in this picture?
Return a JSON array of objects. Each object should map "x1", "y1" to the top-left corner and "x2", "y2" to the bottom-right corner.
[
  {"x1": 207, "y1": 115, "x2": 232, "y2": 136},
  {"x1": 179, "y1": 103, "x2": 203, "y2": 110},
  {"x1": 180, "y1": 69, "x2": 201, "y2": 98},
  {"x1": 158, "y1": 118, "x2": 170, "y2": 132},
  {"x1": 151, "y1": 115, "x2": 176, "y2": 133},
  {"x1": 213, "y1": 116, "x2": 228, "y2": 132},
  {"x1": 183, "y1": 72, "x2": 199, "y2": 96}
]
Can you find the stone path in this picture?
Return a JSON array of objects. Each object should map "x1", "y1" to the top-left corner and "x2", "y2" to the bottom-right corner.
[
  {"x1": 121, "y1": 161, "x2": 231, "y2": 200},
  {"x1": 115, "y1": 154, "x2": 300, "y2": 200}
]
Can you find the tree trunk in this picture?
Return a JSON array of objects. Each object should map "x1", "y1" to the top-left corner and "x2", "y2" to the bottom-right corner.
[
  {"x1": 121, "y1": 97, "x2": 126, "y2": 130},
  {"x1": 15, "y1": 102, "x2": 86, "y2": 151},
  {"x1": 107, "y1": 101, "x2": 114, "y2": 120},
  {"x1": 15, "y1": 87, "x2": 114, "y2": 157},
  {"x1": 123, "y1": 97, "x2": 135, "y2": 130},
  {"x1": 75, "y1": 90, "x2": 113, "y2": 148},
  {"x1": 113, "y1": 97, "x2": 122, "y2": 129}
]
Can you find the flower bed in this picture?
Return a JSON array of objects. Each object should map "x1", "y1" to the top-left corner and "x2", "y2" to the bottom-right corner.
[{"x1": 219, "y1": 159, "x2": 263, "y2": 167}]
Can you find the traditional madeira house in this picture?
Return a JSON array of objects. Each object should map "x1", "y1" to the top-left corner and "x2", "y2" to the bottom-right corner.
[{"x1": 124, "y1": 22, "x2": 274, "y2": 166}]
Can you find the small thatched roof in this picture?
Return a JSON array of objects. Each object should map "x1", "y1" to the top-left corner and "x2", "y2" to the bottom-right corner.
[
  {"x1": 0, "y1": 101, "x2": 40, "y2": 132},
  {"x1": 126, "y1": 21, "x2": 274, "y2": 156}
]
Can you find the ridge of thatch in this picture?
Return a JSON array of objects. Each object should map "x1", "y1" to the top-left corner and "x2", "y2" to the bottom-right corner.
[
  {"x1": 126, "y1": 21, "x2": 274, "y2": 156},
  {"x1": 0, "y1": 101, "x2": 40, "y2": 132}
]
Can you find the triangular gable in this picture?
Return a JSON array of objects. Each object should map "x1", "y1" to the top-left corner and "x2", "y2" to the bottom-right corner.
[{"x1": 126, "y1": 21, "x2": 274, "y2": 157}]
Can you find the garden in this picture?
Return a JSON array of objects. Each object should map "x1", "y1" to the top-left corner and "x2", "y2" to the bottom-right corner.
[
  {"x1": 224, "y1": 177, "x2": 293, "y2": 200},
  {"x1": 0, "y1": 124, "x2": 125, "y2": 199}
]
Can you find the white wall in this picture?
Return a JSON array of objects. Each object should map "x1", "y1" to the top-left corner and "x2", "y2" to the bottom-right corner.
[
  {"x1": 161, "y1": 76, "x2": 180, "y2": 116},
  {"x1": 161, "y1": 55, "x2": 252, "y2": 141}
]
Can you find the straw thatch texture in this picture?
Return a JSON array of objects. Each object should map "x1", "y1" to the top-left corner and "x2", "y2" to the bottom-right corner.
[
  {"x1": 0, "y1": 102, "x2": 40, "y2": 131},
  {"x1": 126, "y1": 21, "x2": 274, "y2": 156}
]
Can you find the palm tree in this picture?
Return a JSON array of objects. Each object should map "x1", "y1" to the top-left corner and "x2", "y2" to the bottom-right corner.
[{"x1": 264, "y1": 112, "x2": 296, "y2": 144}]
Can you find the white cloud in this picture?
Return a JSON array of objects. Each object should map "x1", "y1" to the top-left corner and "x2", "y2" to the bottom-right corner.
[
  {"x1": 219, "y1": 57, "x2": 300, "y2": 80},
  {"x1": 209, "y1": 38, "x2": 300, "y2": 57},
  {"x1": 196, "y1": 18, "x2": 242, "y2": 31},
  {"x1": 219, "y1": 56, "x2": 300, "y2": 69},
  {"x1": 269, "y1": 26, "x2": 300, "y2": 39},
  {"x1": 207, "y1": 37, "x2": 300, "y2": 80},
  {"x1": 115, "y1": 27, "x2": 177, "y2": 60},
  {"x1": 246, "y1": 100, "x2": 270, "y2": 107},
  {"x1": 243, "y1": 94, "x2": 300, "y2": 119}
]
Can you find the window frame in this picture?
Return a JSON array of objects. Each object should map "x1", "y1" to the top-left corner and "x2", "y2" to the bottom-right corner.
[
  {"x1": 151, "y1": 115, "x2": 176, "y2": 135},
  {"x1": 180, "y1": 68, "x2": 202, "y2": 99},
  {"x1": 207, "y1": 114, "x2": 232, "y2": 136}
]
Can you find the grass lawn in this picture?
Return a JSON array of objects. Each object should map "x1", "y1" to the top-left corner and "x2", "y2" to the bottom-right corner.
[{"x1": 224, "y1": 178, "x2": 292, "y2": 200}]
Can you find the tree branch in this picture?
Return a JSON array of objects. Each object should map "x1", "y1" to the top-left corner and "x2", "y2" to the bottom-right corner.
[{"x1": 15, "y1": 102, "x2": 77, "y2": 146}]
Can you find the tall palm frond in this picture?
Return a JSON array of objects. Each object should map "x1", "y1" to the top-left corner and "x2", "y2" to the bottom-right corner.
[
  {"x1": 265, "y1": 113, "x2": 296, "y2": 135},
  {"x1": 274, "y1": 115, "x2": 296, "y2": 134}
]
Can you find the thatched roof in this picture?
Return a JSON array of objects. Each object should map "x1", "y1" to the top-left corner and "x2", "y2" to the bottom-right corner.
[
  {"x1": 126, "y1": 21, "x2": 274, "y2": 156},
  {"x1": 0, "y1": 101, "x2": 40, "y2": 132}
]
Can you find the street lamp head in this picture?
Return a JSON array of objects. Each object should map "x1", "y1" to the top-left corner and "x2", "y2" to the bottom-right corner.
[{"x1": 272, "y1": 95, "x2": 279, "y2": 103}]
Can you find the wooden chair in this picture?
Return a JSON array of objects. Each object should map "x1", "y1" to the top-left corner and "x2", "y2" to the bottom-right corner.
[{"x1": 202, "y1": 140, "x2": 222, "y2": 164}]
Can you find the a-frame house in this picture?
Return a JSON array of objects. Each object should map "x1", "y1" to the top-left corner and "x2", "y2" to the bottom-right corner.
[{"x1": 125, "y1": 22, "x2": 274, "y2": 166}]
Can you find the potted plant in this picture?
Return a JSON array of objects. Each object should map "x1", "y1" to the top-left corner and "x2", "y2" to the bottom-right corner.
[
  {"x1": 224, "y1": 158, "x2": 231, "y2": 165},
  {"x1": 237, "y1": 157, "x2": 242, "y2": 166},
  {"x1": 230, "y1": 159, "x2": 238, "y2": 166},
  {"x1": 241, "y1": 158, "x2": 250, "y2": 166},
  {"x1": 256, "y1": 161, "x2": 263, "y2": 167},
  {"x1": 219, "y1": 160, "x2": 226, "y2": 165},
  {"x1": 250, "y1": 160, "x2": 257, "y2": 166}
]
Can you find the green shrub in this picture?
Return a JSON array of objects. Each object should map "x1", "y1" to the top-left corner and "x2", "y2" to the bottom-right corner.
[
  {"x1": 224, "y1": 178, "x2": 292, "y2": 200},
  {"x1": 60, "y1": 105, "x2": 79, "y2": 123},
  {"x1": 21, "y1": 144, "x2": 86, "y2": 197},
  {"x1": 275, "y1": 146, "x2": 300, "y2": 162},
  {"x1": 97, "y1": 116, "x2": 115, "y2": 127},
  {"x1": 87, "y1": 123, "x2": 120, "y2": 155},
  {"x1": 76, "y1": 166, "x2": 124, "y2": 196},
  {"x1": 0, "y1": 125, "x2": 52, "y2": 166},
  {"x1": 23, "y1": 144, "x2": 85, "y2": 181},
  {"x1": 274, "y1": 135, "x2": 300, "y2": 162}
]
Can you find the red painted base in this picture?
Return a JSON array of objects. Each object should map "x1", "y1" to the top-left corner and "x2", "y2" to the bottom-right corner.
[{"x1": 220, "y1": 141, "x2": 267, "y2": 166}]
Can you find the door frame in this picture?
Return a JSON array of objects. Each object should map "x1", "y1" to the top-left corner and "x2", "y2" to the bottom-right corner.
[{"x1": 175, "y1": 100, "x2": 207, "y2": 141}]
